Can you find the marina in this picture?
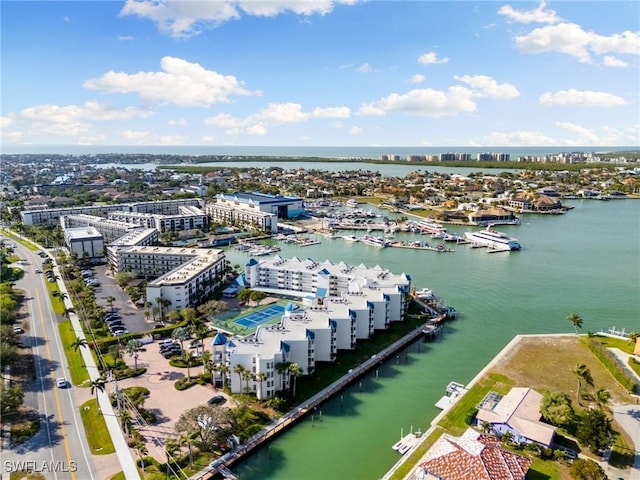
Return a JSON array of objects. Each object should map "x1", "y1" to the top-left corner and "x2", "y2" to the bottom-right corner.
[{"x1": 225, "y1": 198, "x2": 638, "y2": 480}]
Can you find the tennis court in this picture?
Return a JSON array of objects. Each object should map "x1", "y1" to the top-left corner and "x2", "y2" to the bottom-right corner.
[{"x1": 235, "y1": 304, "x2": 286, "y2": 328}]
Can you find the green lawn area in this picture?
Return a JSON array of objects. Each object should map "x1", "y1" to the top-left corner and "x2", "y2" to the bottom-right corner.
[
  {"x1": 79, "y1": 398, "x2": 115, "y2": 455},
  {"x1": 594, "y1": 335, "x2": 635, "y2": 354},
  {"x1": 436, "y1": 373, "x2": 514, "y2": 435},
  {"x1": 59, "y1": 320, "x2": 90, "y2": 387},
  {"x1": 388, "y1": 428, "x2": 445, "y2": 480}
]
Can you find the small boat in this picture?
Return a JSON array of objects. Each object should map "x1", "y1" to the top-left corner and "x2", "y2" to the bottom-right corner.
[
  {"x1": 345, "y1": 199, "x2": 358, "y2": 208},
  {"x1": 342, "y1": 235, "x2": 359, "y2": 242}
]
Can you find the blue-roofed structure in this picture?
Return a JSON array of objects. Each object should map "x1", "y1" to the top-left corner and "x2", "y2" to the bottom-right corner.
[
  {"x1": 211, "y1": 332, "x2": 227, "y2": 346},
  {"x1": 217, "y1": 191, "x2": 305, "y2": 219}
]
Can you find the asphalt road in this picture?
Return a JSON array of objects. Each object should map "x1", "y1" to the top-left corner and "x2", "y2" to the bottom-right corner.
[{"x1": 2, "y1": 240, "x2": 96, "y2": 480}]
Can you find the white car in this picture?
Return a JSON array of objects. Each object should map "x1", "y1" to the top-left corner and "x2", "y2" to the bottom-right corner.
[{"x1": 56, "y1": 377, "x2": 67, "y2": 388}]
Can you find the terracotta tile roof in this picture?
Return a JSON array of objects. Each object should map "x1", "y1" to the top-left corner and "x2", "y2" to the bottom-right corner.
[{"x1": 419, "y1": 429, "x2": 532, "y2": 480}]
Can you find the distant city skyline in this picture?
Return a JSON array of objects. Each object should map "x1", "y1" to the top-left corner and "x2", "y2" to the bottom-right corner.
[{"x1": 1, "y1": 1, "x2": 639, "y2": 148}]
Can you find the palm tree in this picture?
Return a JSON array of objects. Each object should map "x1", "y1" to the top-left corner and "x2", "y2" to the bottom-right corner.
[
  {"x1": 134, "y1": 440, "x2": 148, "y2": 473},
  {"x1": 181, "y1": 350, "x2": 197, "y2": 381},
  {"x1": 593, "y1": 388, "x2": 611, "y2": 412},
  {"x1": 241, "y1": 369, "x2": 253, "y2": 393},
  {"x1": 234, "y1": 364, "x2": 247, "y2": 392},
  {"x1": 255, "y1": 372, "x2": 267, "y2": 399},
  {"x1": 567, "y1": 313, "x2": 584, "y2": 335},
  {"x1": 120, "y1": 409, "x2": 132, "y2": 436},
  {"x1": 219, "y1": 362, "x2": 229, "y2": 389},
  {"x1": 275, "y1": 362, "x2": 291, "y2": 391},
  {"x1": 202, "y1": 350, "x2": 215, "y2": 388},
  {"x1": 70, "y1": 336, "x2": 88, "y2": 351},
  {"x1": 501, "y1": 430, "x2": 514, "y2": 445},
  {"x1": 480, "y1": 421, "x2": 492, "y2": 434},
  {"x1": 572, "y1": 363, "x2": 594, "y2": 406},
  {"x1": 106, "y1": 296, "x2": 116, "y2": 313},
  {"x1": 125, "y1": 339, "x2": 142, "y2": 370},
  {"x1": 90, "y1": 377, "x2": 106, "y2": 404},
  {"x1": 288, "y1": 363, "x2": 303, "y2": 399},
  {"x1": 179, "y1": 431, "x2": 199, "y2": 466},
  {"x1": 172, "y1": 326, "x2": 189, "y2": 351}
]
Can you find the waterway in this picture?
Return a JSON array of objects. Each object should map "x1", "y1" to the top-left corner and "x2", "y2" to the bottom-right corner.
[{"x1": 221, "y1": 198, "x2": 639, "y2": 480}]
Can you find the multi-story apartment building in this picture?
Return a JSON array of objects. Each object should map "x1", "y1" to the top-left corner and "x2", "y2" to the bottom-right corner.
[
  {"x1": 213, "y1": 255, "x2": 411, "y2": 399},
  {"x1": 21, "y1": 198, "x2": 201, "y2": 225},
  {"x1": 108, "y1": 205, "x2": 208, "y2": 233},
  {"x1": 61, "y1": 214, "x2": 142, "y2": 243},
  {"x1": 64, "y1": 227, "x2": 105, "y2": 261}
]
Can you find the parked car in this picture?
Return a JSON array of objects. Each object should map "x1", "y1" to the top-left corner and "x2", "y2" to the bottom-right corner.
[
  {"x1": 112, "y1": 329, "x2": 129, "y2": 336},
  {"x1": 56, "y1": 377, "x2": 67, "y2": 388},
  {"x1": 13, "y1": 326, "x2": 25, "y2": 334},
  {"x1": 207, "y1": 395, "x2": 226, "y2": 406},
  {"x1": 162, "y1": 347, "x2": 182, "y2": 359},
  {"x1": 34, "y1": 269, "x2": 42, "y2": 274},
  {"x1": 104, "y1": 313, "x2": 120, "y2": 321}
]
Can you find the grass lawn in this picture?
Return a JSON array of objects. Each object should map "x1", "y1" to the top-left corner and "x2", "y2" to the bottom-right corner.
[
  {"x1": 79, "y1": 398, "x2": 115, "y2": 455},
  {"x1": 9, "y1": 473, "x2": 46, "y2": 480},
  {"x1": 388, "y1": 428, "x2": 445, "y2": 480},
  {"x1": 59, "y1": 320, "x2": 90, "y2": 387},
  {"x1": 436, "y1": 373, "x2": 514, "y2": 436},
  {"x1": 45, "y1": 281, "x2": 66, "y2": 315},
  {"x1": 593, "y1": 335, "x2": 635, "y2": 355}
]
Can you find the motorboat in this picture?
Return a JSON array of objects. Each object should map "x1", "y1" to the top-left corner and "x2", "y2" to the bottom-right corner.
[
  {"x1": 412, "y1": 219, "x2": 447, "y2": 235},
  {"x1": 361, "y1": 234, "x2": 389, "y2": 248},
  {"x1": 464, "y1": 227, "x2": 521, "y2": 251},
  {"x1": 342, "y1": 235, "x2": 359, "y2": 242}
]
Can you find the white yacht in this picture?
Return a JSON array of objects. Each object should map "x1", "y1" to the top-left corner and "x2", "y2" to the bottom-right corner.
[
  {"x1": 413, "y1": 219, "x2": 446, "y2": 235},
  {"x1": 345, "y1": 198, "x2": 359, "y2": 208},
  {"x1": 464, "y1": 227, "x2": 521, "y2": 251},
  {"x1": 361, "y1": 234, "x2": 389, "y2": 248}
]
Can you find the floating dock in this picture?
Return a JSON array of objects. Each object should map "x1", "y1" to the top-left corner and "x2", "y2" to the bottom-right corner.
[
  {"x1": 435, "y1": 381, "x2": 468, "y2": 410},
  {"x1": 392, "y1": 429, "x2": 423, "y2": 455}
]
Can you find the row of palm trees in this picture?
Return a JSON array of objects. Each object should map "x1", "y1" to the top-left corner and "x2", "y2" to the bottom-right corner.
[{"x1": 230, "y1": 362, "x2": 303, "y2": 399}]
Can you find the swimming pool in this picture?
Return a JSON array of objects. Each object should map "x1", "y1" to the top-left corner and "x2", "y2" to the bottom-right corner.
[{"x1": 235, "y1": 305, "x2": 286, "y2": 328}]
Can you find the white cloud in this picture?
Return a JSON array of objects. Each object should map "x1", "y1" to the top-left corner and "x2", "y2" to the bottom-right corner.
[
  {"x1": 117, "y1": 35, "x2": 134, "y2": 41},
  {"x1": 204, "y1": 102, "x2": 349, "y2": 135},
  {"x1": 453, "y1": 75, "x2": 519, "y2": 98},
  {"x1": 120, "y1": 130, "x2": 186, "y2": 144},
  {"x1": 359, "y1": 86, "x2": 477, "y2": 118},
  {"x1": 555, "y1": 121, "x2": 600, "y2": 144},
  {"x1": 83, "y1": 56, "x2": 261, "y2": 107},
  {"x1": 0, "y1": 117, "x2": 14, "y2": 129},
  {"x1": 498, "y1": 0, "x2": 561, "y2": 24},
  {"x1": 417, "y1": 52, "x2": 449, "y2": 65},
  {"x1": 472, "y1": 130, "x2": 558, "y2": 146},
  {"x1": 603, "y1": 56, "x2": 628, "y2": 68},
  {"x1": 120, "y1": 0, "x2": 358, "y2": 39},
  {"x1": 539, "y1": 89, "x2": 627, "y2": 107},
  {"x1": 349, "y1": 126, "x2": 363, "y2": 134},
  {"x1": 514, "y1": 23, "x2": 640, "y2": 63},
  {"x1": 122, "y1": 130, "x2": 151, "y2": 140},
  {"x1": 77, "y1": 134, "x2": 106, "y2": 145},
  {"x1": 410, "y1": 74, "x2": 426, "y2": 84},
  {"x1": 168, "y1": 117, "x2": 187, "y2": 126},
  {"x1": 311, "y1": 106, "x2": 351, "y2": 118},
  {"x1": 356, "y1": 63, "x2": 374, "y2": 73}
]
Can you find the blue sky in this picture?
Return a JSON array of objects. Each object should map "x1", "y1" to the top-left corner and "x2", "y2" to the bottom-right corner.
[{"x1": 1, "y1": 1, "x2": 638, "y2": 147}]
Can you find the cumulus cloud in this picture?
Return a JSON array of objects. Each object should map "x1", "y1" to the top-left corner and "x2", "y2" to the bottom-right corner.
[
  {"x1": 204, "y1": 102, "x2": 350, "y2": 135},
  {"x1": 514, "y1": 23, "x2": 640, "y2": 63},
  {"x1": 0, "y1": 117, "x2": 14, "y2": 129},
  {"x1": 356, "y1": 63, "x2": 374, "y2": 73},
  {"x1": 498, "y1": 0, "x2": 561, "y2": 24},
  {"x1": 603, "y1": 56, "x2": 628, "y2": 68},
  {"x1": 121, "y1": 129, "x2": 186, "y2": 144},
  {"x1": 417, "y1": 52, "x2": 449, "y2": 65},
  {"x1": 120, "y1": 0, "x2": 358, "y2": 39},
  {"x1": 410, "y1": 74, "x2": 426, "y2": 84},
  {"x1": 83, "y1": 56, "x2": 261, "y2": 107},
  {"x1": 359, "y1": 86, "x2": 477, "y2": 118},
  {"x1": 471, "y1": 130, "x2": 558, "y2": 146},
  {"x1": 453, "y1": 75, "x2": 519, "y2": 98},
  {"x1": 539, "y1": 89, "x2": 627, "y2": 107},
  {"x1": 555, "y1": 121, "x2": 600, "y2": 143},
  {"x1": 117, "y1": 35, "x2": 134, "y2": 41},
  {"x1": 168, "y1": 117, "x2": 187, "y2": 125}
]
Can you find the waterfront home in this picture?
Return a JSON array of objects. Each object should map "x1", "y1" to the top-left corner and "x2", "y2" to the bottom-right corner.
[
  {"x1": 416, "y1": 428, "x2": 532, "y2": 480},
  {"x1": 475, "y1": 387, "x2": 556, "y2": 447}
]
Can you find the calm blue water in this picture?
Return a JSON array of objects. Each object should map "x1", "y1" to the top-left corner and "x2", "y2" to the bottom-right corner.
[{"x1": 226, "y1": 198, "x2": 639, "y2": 480}]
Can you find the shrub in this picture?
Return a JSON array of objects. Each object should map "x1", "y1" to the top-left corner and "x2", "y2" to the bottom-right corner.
[
  {"x1": 583, "y1": 338, "x2": 639, "y2": 393},
  {"x1": 463, "y1": 407, "x2": 478, "y2": 426}
]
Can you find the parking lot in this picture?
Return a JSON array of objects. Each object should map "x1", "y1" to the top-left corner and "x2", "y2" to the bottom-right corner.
[{"x1": 90, "y1": 265, "x2": 151, "y2": 334}]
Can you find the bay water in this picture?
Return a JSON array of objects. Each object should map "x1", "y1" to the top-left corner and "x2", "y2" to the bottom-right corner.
[{"x1": 223, "y1": 198, "x2": 639, "y2": 480}]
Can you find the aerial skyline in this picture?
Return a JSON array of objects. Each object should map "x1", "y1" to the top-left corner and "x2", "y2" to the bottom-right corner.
[{"x1": 1, "y1": 0, "x2": 639, "y2": 148}]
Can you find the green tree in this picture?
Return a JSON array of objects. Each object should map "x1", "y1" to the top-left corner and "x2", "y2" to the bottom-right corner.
[
  {"x1": 569, "y1": 458, "x2": 608, "y2": 480},
  {"x1": 567, "y1": 313, "x2": 584, "y2": 335},
  {"x1": 175, "y1": 405, "x2": 231, "y2": 452},
  {"x1": 70, "y1": 336, "x2": 88, "y2": 351},
  {"x1": 288, "y1": 363, "x2": 303, "y2": 398},
  {"x1": 540, "y1": 391, "x2": 575, "y2": 427},
  {"x1": 572, "y1": 364, "x2": 594, "y2": 406},
  {"x1": 172, "y1": 326, "x2": 190, "y2": 351},
  {"x1": 105, "y1": 296, "x2": 116, "y2": 312},
  {"x1": 0, "y1": 384, "x2": 24, "y2": 418},
  {"x1": 90, "y1": 377, "x2": 106, "y2": 404},
  {"x1": 125, "y1": 339, "x2": 142, "y2": 371},
  {"x1": 234, "y1": 364, "x2": 247, "y2": 392},
  {"x1": 593, "y1": 388, "x2": 611, "y2": 412},
  {"x1": 254, "y1": 372, "x2": 267, "y2": 399},
  {"x1": 576, "y1": 408, "x2": 613, "y2": 453}
]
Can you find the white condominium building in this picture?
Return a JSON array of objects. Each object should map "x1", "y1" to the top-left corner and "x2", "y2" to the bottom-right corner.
[
  {"x1": 213, "y1": 255, "x2": 411, "y2": 399},
  {"x1": 132, "y1": 247, "x2": 227, "y2": 311},
  {"x1": 204, "y1": 199, "x2": 278, "y2": 234},
  {"x1": 108, "y1": 205, "x2": 208, "y2": 233}
]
